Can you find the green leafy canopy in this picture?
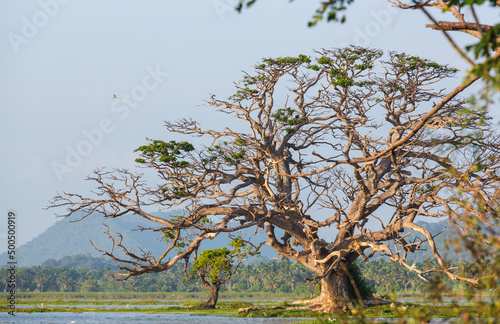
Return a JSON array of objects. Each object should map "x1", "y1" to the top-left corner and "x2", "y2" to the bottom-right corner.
[{"x1": 134, "y1": 139, "x2": 194, "y2": 167}]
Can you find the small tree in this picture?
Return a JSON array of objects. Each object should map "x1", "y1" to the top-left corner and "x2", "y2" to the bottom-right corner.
[
  {"x1": 189, "y1": 237, "x2": 256, "y2": 308},
  {"x1": 49, "y1": 47, "x2": 500, "y2": 312}
]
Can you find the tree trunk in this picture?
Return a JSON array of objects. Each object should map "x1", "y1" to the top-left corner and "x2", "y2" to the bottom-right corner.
[
  {"x1": 199, "y1": 283, "x2": 220, "y2": 308},
  {"x1": 295, "y1": 270, "x2": 351, "y2": 313}
]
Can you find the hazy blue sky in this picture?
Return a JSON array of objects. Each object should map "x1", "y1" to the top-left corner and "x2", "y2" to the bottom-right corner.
[{"x1": 0, "y1": 0, "x2": 493, "y2": 251}]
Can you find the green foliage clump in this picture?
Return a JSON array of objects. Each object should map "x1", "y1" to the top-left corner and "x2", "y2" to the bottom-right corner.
[
  {"x1": 206, "y1": 141, "x2": 247, "y2": 166},
  {"x1": 317, "y1": 56, "x2": 332, "y2": 65},
  {"x1": 228, "y1": 74, "x2": 265, "y2": 100},
  {"x1": 163, "y1": 230, "x2": 175, "y2": 243},
  {"x1": 191, "y1": 248, "x2": 233, "y2": 282},
  {"x1": 330, "y1": 68, "x2": 353, "y2": 87},
  {"x1": 189, "y1": 237, "x2": 254, "y2": 285},
  {"x1": 392, "y1": 53, "x2": 451, "y2": 73},
  {"x1": 326, "y1": 47, "x2": 382, "y2": 87},
  {"x1": 160, "y1": 185, "x2": 190, "y2": 201},
  {"x1": 134, "y1": 139, "x2": 194, "y2": 167},
  {"x1": 347, "y1": 262, "x2": 374, "y2": 300},
  {"x1": 262, "y1": 54, "x2": 311, "y2": 66},
  {"x1": 229, "y1": 87, "x2": 259, "y2": 101},
  {"x1": 271, "y1": 107, "x2": 304, "y2": 133}
]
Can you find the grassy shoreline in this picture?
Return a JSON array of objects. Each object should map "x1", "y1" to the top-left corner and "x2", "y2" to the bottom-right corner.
[
  {"x1": 0, "y1": 290, "x2": 305, "y2": 301},
  {"x1": 1, "y1": 304, "x2": 497, "y2": 323},
  {"x1": 1, "y1": 292, "x2": 498, "y2": 322},
  {"x1": 2, "y1": 290, "x2": 491, "y2": 302}
]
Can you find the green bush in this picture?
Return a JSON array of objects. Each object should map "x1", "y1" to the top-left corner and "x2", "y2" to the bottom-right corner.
[{"x1": 348, "y1": 261, "x2": 374, "y2": 300}]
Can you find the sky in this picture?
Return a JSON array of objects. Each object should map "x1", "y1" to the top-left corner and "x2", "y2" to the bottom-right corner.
[{"x1": 0, "y1": 0, "x2": 494, "y2": 252}]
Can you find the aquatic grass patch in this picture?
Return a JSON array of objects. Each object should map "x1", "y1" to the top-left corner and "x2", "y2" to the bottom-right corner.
[
  {"x1": 183, "y1": 300, "x2": 254, "y2": 309},
  {"x1": 236, "y1": 307, "x2": 327, "y2": 318},
  {"x1": 0, "y1": 291, "x2": 192, "y2": 300},
  {"x1": 2, "y1": 305, "x2": 221, "y2": 314},
  {"x1": 235, "y1": 303, "x2": 499, "y2": 322},
  {"x1": 3, "y1": 293, "x2": 497, "y2": 322},
  {"x1": 9, "y1": 298, "x2": 181, "y2": 306}
]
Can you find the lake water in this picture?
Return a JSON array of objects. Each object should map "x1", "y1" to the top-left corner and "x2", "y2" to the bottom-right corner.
[
  {"x1": 0, "y1": 312, "x2": 486, "y2": 323},
  {"x1": 0, "y1": 312, "x2": 309, "y2": 323},
  {"x1": 16, "y1": 304, "x2": 181, "y2": 308}
]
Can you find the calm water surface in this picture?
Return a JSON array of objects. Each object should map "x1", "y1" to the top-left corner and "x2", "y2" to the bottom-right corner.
[
  {"x1": 0, "y1": 313, "x2": 485, "y2": 323},
  {"x1": 16, "y1": 304, "x2": 180, "y2": 308},
  {"x1": 0, "y1": 312, "x2": 308, "y2": 323}
]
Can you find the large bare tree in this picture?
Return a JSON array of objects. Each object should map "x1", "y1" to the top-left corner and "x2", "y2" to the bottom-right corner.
[{"x1": 49, "y1": 47, "x2": 500, "y2": 312}]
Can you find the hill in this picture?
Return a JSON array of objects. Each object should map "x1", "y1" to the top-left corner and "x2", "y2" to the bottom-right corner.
[
  {"x1": 1, "y1": 211, "x2": 277, "y2": 267},
  {"x1": 405, "y1": 219, "x2": 470, "y2": 262},
  {"x1": 1, "y1": 210, "x2": 468, "y2": 267},
  {"x1": 1, "y1": 213, "x2": 170, "y2": 267},
  {"x1": 365, "y1": 219, "x2": 471, "y2": 262}
]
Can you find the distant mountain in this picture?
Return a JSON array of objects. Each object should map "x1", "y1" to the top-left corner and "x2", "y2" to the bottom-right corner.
[
  {"x1": 413, "y1": 219, "x2": 472, "y2": 261},
  {"x1": 1, "y1": 210, "x2": 468, "y2": 267},
  {"x1": 0, "y1": 212, "x2": 170, "y2": 267},
  {"x1": 370, "y1": 219, "x2": 471, "y2": 262},
  {"x1": 1, "y1": 211, "x2": 277, "y2": 267},
  {"x1": 39, "y1": 253, "x2": 274, "y2": 270}
]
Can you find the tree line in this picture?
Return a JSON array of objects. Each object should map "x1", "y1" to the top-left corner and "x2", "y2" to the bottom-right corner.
[{"x1": 1, "y1": 257, "x2": 471, "y2": 296}]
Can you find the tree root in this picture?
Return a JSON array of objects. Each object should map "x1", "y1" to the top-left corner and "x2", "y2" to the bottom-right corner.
[
  {"x1": 292, "y1": 297, "x2": 351, "y2": 313},
  {"x1": 239, "y1": 297, "x2": 393, "y2": 315},
  {"x1": 197, "y1": 302, "x2": 216, "y2": 309},
  {"x1": 292, "y1": 297, "x2": 392, "y2": 313},
  {"x1": 292, "y1": 295, "x2": 323, "y2": 305}
]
